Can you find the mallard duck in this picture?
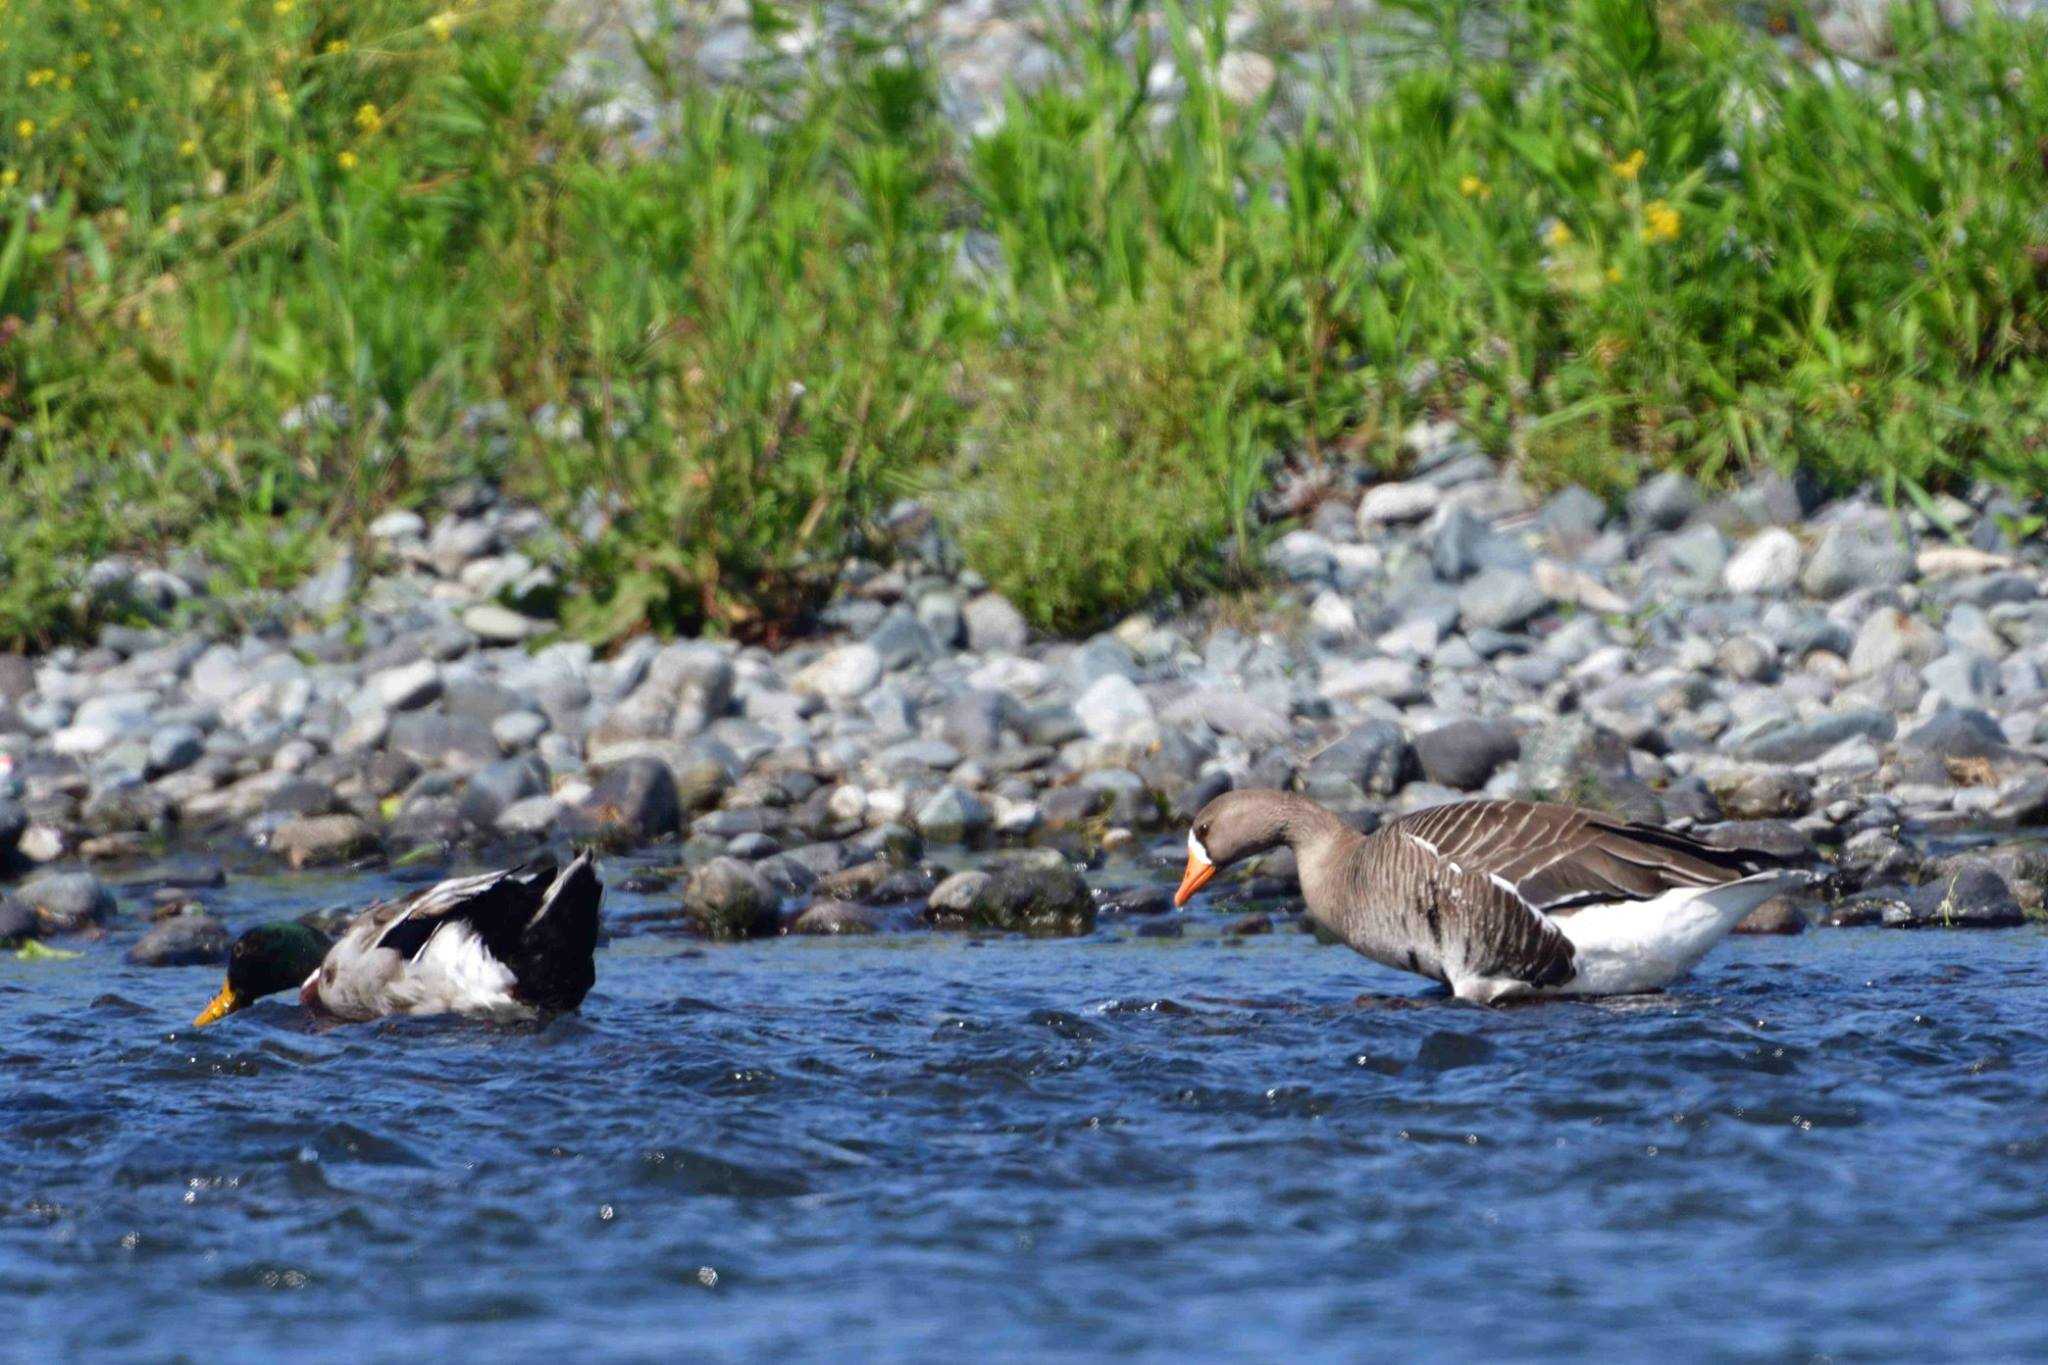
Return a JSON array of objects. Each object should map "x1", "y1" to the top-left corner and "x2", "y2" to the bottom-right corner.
[
  {"x1": 194, "y1": 851, "x2": 602, "y2": 1027},
  {"x1": 1176, "y1": 791, "x2": 1808, "y2": 1002}
]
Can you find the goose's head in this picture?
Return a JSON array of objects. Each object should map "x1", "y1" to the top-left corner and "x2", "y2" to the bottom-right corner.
[
  {"x1": 1174, "y1": 789, "x2": 1298, "y2": 906},
  {"x1": 193, "y1": 921, "x2": 330, "y2": 1027}
]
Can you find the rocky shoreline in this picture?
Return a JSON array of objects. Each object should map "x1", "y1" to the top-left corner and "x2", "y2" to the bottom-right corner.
[{"x1": 6, "y1": 422, "x2": 2048, "y2": 958}]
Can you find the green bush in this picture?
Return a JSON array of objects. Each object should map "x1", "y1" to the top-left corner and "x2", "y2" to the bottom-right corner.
[
  {"x1": 4, "y1": 0, "x2": 2048, "y2": 648},
  {"x1": 949, "y1": 266, "x2": 1270, "y2": 633}
]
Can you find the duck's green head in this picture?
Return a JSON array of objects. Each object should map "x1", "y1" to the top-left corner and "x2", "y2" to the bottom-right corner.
[{"x1": 193, "y1": 921, "x2": 330, "y2": 1027}]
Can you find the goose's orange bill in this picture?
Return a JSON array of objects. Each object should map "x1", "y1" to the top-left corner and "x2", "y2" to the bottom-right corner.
[{"x1": 1173, "y1": 852, "x2": 1216, "y2": 908}]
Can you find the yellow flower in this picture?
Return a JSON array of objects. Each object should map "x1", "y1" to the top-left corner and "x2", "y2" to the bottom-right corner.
[
  {"x1": 178, "y1": 137, "x2": 198, "y2": 156},
  {"x1": 0, "y1": 168, "x2": 16, "y2": 189},
  {"x1": 337, "y1": 149, "x2": 357, "y2": 170},
  {"x1": 26, "y1": 66, "x2": 53, "y2": 86},
  {"x1": 1641, "y1": 199, "x2": 1680, "y2": 245},
  {"x1": 1611, "y1": 148, "x2": 1646, "y2": 180},
  {"x1": 15, "y1": 119, "x2": 32, "y2": 142},
  {"x1": 1544, "y1": 220, "x2": 1573, "y2": 248},
  {"x1": 426, "y1": 10, "x2": 455, "y2": 39},
  {"x1": 273, "y1": 0, "x2": 292, "y2": 13},
  {"x1": 1605, "y1": 264, "x2": 1624, "y2": 284},
  {"x1": 1459, "y1": 174, "x2": 1491, "y2": 201},
  {"x1": 354, "y1": 101, "x2": 382, "y2": 134},
  {"x1": 324, "y1": 37, "x2": 348, "y2": 54}
]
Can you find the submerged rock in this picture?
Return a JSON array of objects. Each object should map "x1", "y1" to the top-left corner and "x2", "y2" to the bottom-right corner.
[{"x1": 271, "y1": 815, "x2": 380, "y2": 868}]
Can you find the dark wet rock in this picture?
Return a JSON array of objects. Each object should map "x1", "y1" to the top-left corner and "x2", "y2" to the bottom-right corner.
[
  {"x1": 264, "y1": 778, "x2": 345, "y2": 819},
  {"x1": 1901, "y1": 708, "x2": 2010, "y2": 762},
  {"x1": 17, "y1": 871, "x2": 117, "y2": 933},
  {"x1": 1892, "y1": 862, "x2": 2025, "y2": 928},
  {"x1": 931, "y1": 864, "x2": 1094, "y2": 936},
  {"x1": 1134, "y1": 919, "x2": 1182, "y2": 938},
  {"x1": 1701, "y1": 819, "x2": 1816, "y2": 862},
  {"x1": 1828, "y1": 889, "x2": 1904, "y2": 927},
  {"x1": 1413, "y1": 720, "x2": 1520, "y2": 791},
  {"x1": 789, "y1": 900, "x2": 883, "y2": 935},
  {"x1": 1224, "y1": 912, "x2": 1271, "y2": 936},
  {"x1": 725, "y1": 831, "x2": 779, "y2": 860},
  {"x1": 271, "y1": 814, "x2": 380, "y2": 868},
  {"x1": 1300, "y1": 721, "x2": 1413, "y2": 802},
  {"x1": 1627, "y1": 471, "x2": 1702, "y2": 532},
  {"x1": 683, "y1": 857, "x2": 778, "y2": 940},
  {"x1": 914, "y1": 787, "x2": 991, "y2": 842},
  {"x1": 1740, "y1": 710, "x2": 1895, "y2": 764},
  {"x1": 0, "y1": 796, "x2": 26, "y2": 866},
  {"x1": 363, "y1": 751, "x2": 422, "y2": 800},
  {"x1": 1706, "y1": 769, "x2": 1813, "y2": 820},
  {"x1": 126, "y1": 912, "x2": 231, "y2": 966},
  {"x1": 1657, "y1": 778, "x2": 1723, "y2": 825},
  {"x1": 574, "y1": 757, "x2": 683, "y2": 844},
  {"x1": 0, "y1": 894, "x2": 35, "y2": 946},
  {"x1": 1733, "y1": 896, "x2": 1806, "y2": 935},
  {"x1": 1100, "y1": 886, "x2": 1173, "y2": 917},
  {"x1": 147, "y1": 724, "x2": 205, "y2": 777}
]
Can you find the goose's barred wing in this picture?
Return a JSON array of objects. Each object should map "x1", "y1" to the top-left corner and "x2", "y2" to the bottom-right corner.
[{"x1": 1388, "y1": 799, "x2": 1792, "y2": 915}]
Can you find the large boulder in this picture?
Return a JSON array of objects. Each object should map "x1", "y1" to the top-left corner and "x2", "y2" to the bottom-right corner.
[
  {"x1": 683, "y1": 857, "x2": 779, "y2": 939},
  {"x1": 927, "y1": 862, "x2": 1094, "y2": 937},
  {"x1": 572, "y1": 757, "x2": 684, "y2": 844}
]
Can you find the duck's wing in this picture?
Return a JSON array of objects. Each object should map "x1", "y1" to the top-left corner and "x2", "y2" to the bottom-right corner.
[
  {"x1": 1388, "y1": 799, "x2": 1791, "y2": 916},
  {"x1": 370, "y1": 858, "x2": 558, "y2": 964}
]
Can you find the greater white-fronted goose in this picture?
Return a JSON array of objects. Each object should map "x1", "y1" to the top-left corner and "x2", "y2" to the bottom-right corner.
[
  {"x1": 1174, "y1": 791, "x2": 1807, "y2": 1002},
  {"x1": 194, "y1": 852, "x2": 603, "y2": 1027}
]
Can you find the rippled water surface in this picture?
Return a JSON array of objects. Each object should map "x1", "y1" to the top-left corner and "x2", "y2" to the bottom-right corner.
[{"x1": 5, "y1": 856, "x2": 2047, "y2": 1362}]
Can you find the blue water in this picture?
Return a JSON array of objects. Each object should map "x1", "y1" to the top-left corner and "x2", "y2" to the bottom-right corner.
[{"x1": 3, "y1": 857, "x2": 2046, "y2": 1362}]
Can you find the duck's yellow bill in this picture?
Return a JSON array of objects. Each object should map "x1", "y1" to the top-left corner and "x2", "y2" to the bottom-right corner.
[{"x1": 193, "y1": 984, "x2": 241, "y2": 1028}]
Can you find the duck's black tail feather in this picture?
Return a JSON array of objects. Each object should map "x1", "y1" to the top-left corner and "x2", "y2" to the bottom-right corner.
[{"x1": 514, "y1": 849, "x2": 601, "y2": 1013}]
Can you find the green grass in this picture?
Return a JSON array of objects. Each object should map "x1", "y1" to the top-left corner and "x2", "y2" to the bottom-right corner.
[{"x1": 3, "y1": 0, "x2": 2048, "y2": 644}]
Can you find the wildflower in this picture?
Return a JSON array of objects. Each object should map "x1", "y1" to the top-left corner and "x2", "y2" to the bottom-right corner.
[
  {"x1": 15, "y1": 119, "x2": 32, "y2": 142},
  {"x1": 26, "y1": 66, "x2": 53, "y2": 86},
  {"x1": 1459, "y1": 174, "x2": 1491, "y2": 201},
  {"x1": 1544, "y1": 220, "x2": 1573, "y2": 249},
  {"x1": 0, "y1": 168, "x2": 16, "y2": 188},
  {"x1": 1605, "y1": 265, "x2": 1623, "y2": 284},
  {"x1": 324, "y1": 37, "x2": 348, "y2": 53},
  {"x1": 178, "y1": 137, "x2": 197, "y2": 156},
  {"x1": 1641, "y1": 199, "x2": 1680, "y2": 245},
  {"x1": 273, "y1": 0, "x2": 293, "y2": 14},
  {"x1": 354, "y1": 101, "x2": 382, "y2": 134},
  {"x1": 1611, "y1": 148, "x2": 1645, "y2": 180},
  {"x1": 337, "y1": 149, "x2": 357, "y2": 170},
  {"x1": 426, "y1": 10, "x2": 455, "y2": 39}
]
